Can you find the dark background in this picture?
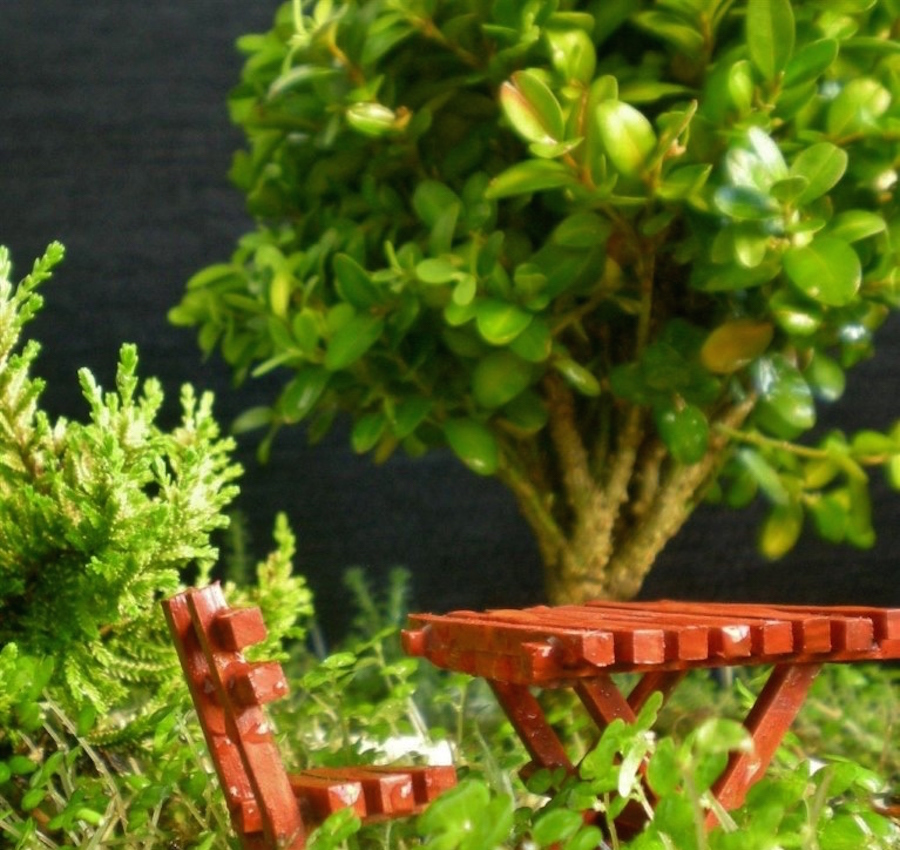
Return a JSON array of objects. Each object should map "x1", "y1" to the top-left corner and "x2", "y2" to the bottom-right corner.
[{"x1": 2, "y1": 1, "x2": 898, "y2": 641}]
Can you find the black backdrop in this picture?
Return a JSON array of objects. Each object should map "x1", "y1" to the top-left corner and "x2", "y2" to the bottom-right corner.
[{"x1": 2, "y1": 1, "x2": 899, "y2": 641}]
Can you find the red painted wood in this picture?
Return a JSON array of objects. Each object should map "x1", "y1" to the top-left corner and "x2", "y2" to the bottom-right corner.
[
  {"x1": 710, "y1": 663, "x2": 822, "y2": 819},
  {"x1": 489, "y1": 680, "x2": 574, "y2": 773},
  {"x1": 164, "y1": 585, "x2": 457, "y2": 850},
  {"x1": 162, "y1": 588, "x2": 305, "y2": 850},
  {"x1": 404, "y1": 600, "x2": 900, "y2": 836}
]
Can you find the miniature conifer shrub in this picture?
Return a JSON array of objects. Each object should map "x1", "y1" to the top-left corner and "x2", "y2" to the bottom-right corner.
[
  {"x1": 0, "y1": 243, "x2": 311, "y2": 716},
  {"x1": 173, "y1": 0, "x2": 900, "y2": 604}
]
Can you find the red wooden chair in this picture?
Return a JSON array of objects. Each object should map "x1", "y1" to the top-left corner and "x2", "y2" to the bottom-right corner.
[{"x1": 162, "y1": 584, "x2": 455, "y2": 850}]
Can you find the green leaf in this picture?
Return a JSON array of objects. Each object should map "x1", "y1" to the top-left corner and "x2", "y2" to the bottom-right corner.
[
  {"x1": 790, "y1": 143, "x2": 848, "y2": 204},
  {"x1": 392, "y1": 397, "x2": 432, "y2": 439},
  {"x1": 416, "y1": 258, "x2": 460, "y2": 285},
  {"x1": 783, "y1": 39, "x2": 838, "y2": 87},
  {"x1": 655, "y1": 404, "x2": 710, "y2": 464},
  {"x1": 713, "y1": 186, "x2": 779, "y2": 221},
  {"x1": 738, "y1": 448, "x2": 790, "y2": 505},
  {"x1": 186, "y1": 263, "x2": 240, "y2": 291},
  {"x1": 501, "y1": 390, "x2": 548, "y2": 434},
  {"x1": 546, "y1": 26, "x2": 596, "y2": 85},
  {"x1": 805, "y1": 352, "x2": 846, "y2": 402},
  {"x1": 656, "y1": 164, "x2": 712, "y2": 201},
  {"x1": 783, "y1": 237, "x2": 861, "y2": 307},
  {"x1": 632, "y1": 10, "x2": 704, "y2": 55},
  {"x1": 500, "y1": 70, "x2": 565, "y2": 144},
  {"x1": 346, "y1": 102, "x2": 399, "y2": 137},
  {"x1": 759, "y1": 501, "x2": 804, "y2": 559},
  {"x1": 509, "y1": 317, "x2": 552, "y2": 362},
  {"x1": 279, "y1": 366, "x2": 331, "y2": 423},
  {"x1": 826, "y1": 210, "x2": 887, "y2": 243},
  {"x1": 333, "y1": 253, "x2": 381, "y2": 308},
  {"x1": 351, "y1": 411, "x2": 387, "y2": 453},
  {"x1": 324, "y1": 314, "x2": 385, "y2": 370},
  {"x1": 769, "y1": 290, "x2": 823, "y2": 336},
  {"x1": 554, "y1": 358, "x2": 601, "y2": 397},
  {"x1": 827, "y1": 78, "x2": 892, "y2": 136},
  {"x1": 472, "y1": 351, "x2": 533, "y2": 409},
  {"x1": 475, "y1": 299, "x2": 533, "y2": 345},
  {"x1": 532, "y1": 809, "x2": 584, "y2": 847},
  {"x1": 443, "y1": 418, "x2": 499, "y2": 475},
  {"x1": 413, "y1": 181, "x2": 462, "y2": 228},
  {"x1": 746, "y1": 0, "x2": 795, "y2": 81},
  {"x1": 485, "y1": 160, "x2": 576, "y2": 199},
  {"x1": 231, "y1": 406, "x2": 274, "y2": 434},
  {"x1": 551, "y1": 212, "x2": 612, "y2": 249},
  {"x1": 595, "y1": 101, "x2": 657, "y2": 178},
  {"x1": 753, "y1": 354, "x2": 816, "y2": 436}
]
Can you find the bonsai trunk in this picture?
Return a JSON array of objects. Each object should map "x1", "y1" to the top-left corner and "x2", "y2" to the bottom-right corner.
[{"x1": 498, "y1": 377, "x2": 755, "y2": 605}]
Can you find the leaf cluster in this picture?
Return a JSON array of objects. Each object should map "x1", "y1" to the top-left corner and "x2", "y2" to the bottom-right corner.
[{"x1": 174, "y1": 0, "x2": 900, "y2": 562}]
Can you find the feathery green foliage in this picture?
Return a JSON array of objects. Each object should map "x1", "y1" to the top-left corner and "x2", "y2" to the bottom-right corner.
[{"x1": 0, "y1": 243, "x2": 241, "y2": 713}]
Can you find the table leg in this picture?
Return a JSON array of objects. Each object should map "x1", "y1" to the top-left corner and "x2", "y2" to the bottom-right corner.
[
  {"x1": 710, "y1": 662, "x2": 822, "y2": 820},
  {"x1": 488, "y1": 681, "x2": 574, "y2": 773},
  {"x1": 628, "y1": 670, "x2": 687, "y2": 715},
  {"x1": 575, "y1": 674, "x2": 636, "y2": 726}
]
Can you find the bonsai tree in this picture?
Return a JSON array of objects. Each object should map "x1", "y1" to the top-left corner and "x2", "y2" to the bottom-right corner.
[{"x1": 171, "y1": 0, "x2": 900, "y2": 604}]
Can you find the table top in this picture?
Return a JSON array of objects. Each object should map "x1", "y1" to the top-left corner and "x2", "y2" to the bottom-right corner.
[{"x1": 402, "y1": 601, "x2": 900, "y2": 685}]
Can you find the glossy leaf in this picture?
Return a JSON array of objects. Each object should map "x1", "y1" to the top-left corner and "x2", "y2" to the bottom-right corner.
[
  {"x1": 760, "y1": 501, "x2": 804, "y2": 559},
  {"x1": 346, "y1": 102, "x2": 398, "y2": 137},
  {"x1": 554, "y1": 358, "x2": 601, "y2": 397},
  {"x1": 769, "y1": 290, "x2": 822, "y2": 336},
  {"x1": 595, "y1": 100, "x2": 657, "y2": 178},
  {"x1": 746, "y1": 0, "x2": 795, "y2": 81},
  {"x1": 701, "y1": 319, "x2": 773, "y2": 374},
  {"x1": 805, "y1": 352, "x2": 846, "y2": 402},
  {"x1": 827, "y1": 210, "x2": 887, "y2": 243},
  {"x1": 279, "y1": 366, "x2": 330, "y2": 422},
  {"x1": 484, "y1": 160, "x2": 576, "y2": 199},
  {"x1": 324, "y1": 314, "x2": 385, "y2": 371},
  {"x1": 509, "y1": 317, "x2": 552, "y2": 362},
  {"x1": 790, "y1": 143, "x2": 848, "y2": 204},
  {"x1": 632, "y1": 11, "x2": 704, "y2": 55},
  {"x1": 738, "y1": 448, "x2": 790, "y2": 505},
  {"x1": 713, "y1": 186, "x2": 779, "y2": 221},
  {"x1": 546, "y1": 26, "x2": 596, "y2": 85},
  {"x1": 500, "y1": 70, "x2": 565, "y2": 144},
  {"x1": 783, "y1": 237, "x2": 861, "y2": 307},
  {"x1": 392, "y1": 397, "x2": 432, "y2": 439},
  {"x1": 472, "y1": 351, "x2": 533, "y2": 409},
  {"x1": 416, "y1": 258, "x2": 459, "y2": 285},
  {"x1": 827, "y1": 77, "x2": 891, "y2": 136},
  {"x1": 552, "y1": 212, "x2": 612, "y2": 249},
  {"x1": 501, "y1": 390, "x2": 548, "y2": 434},
  {"x1": 351, "y1": 411, "x2": 387, "y2": 453},
  {"x1": 783, "y1": 39, "x2": 838, "y2": 87},
  {"x1": 443, "y1": 418, "x2": 499, "y2": 475},
  {"x1": 413, "y1": 181, "x2": 462, "y2": 228},
  {"x1": 333, "y1": 253, "x2": 380, "y2": 308},
  {"x1": 655, "y1": 404, "x2": 709, "y2": 464},
  {"x1": 656, "y1": 164, "x2": 712, "y2": 201},
  {"x1": 753, "y1": 355, "x2": 816, "y2": 436},
  {"x1": 475, "y1": 299, "x2": 533, "y2": 345}
]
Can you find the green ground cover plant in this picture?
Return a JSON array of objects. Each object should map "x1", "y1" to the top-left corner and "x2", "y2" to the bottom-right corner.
[{"x1": 173, "y1": 0, "x2": 900, "y2": 604}]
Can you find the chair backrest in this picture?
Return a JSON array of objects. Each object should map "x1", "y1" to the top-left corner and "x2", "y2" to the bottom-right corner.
[{"x1": 162, "y1": 584, "x2": 306, "y2": 850}]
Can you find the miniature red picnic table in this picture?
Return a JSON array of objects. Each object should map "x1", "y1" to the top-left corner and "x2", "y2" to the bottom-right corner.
[{"x1": 402, "y1": 600, "x2": 900, "y2": 829}]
